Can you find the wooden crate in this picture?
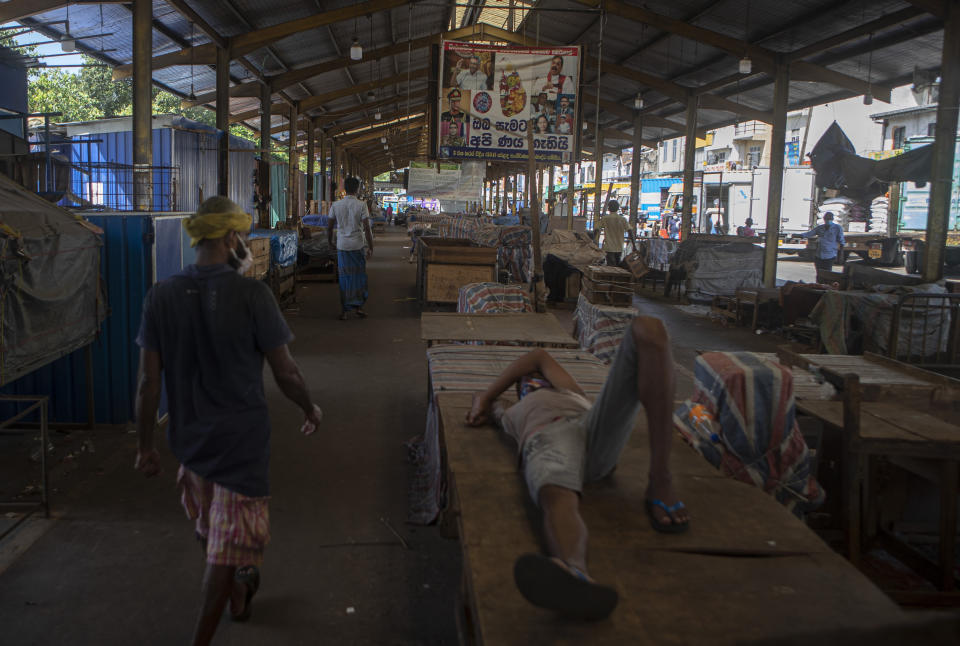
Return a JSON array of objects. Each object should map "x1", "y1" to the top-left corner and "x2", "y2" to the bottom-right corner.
[
  {"x1": 244, "y1": 237, "x2": 271, "y2": 280},
  {"x1": 419, "y1": 237, "x2": 497, "y2": 266},
  {"x1": 425, "y1": 264, "x2": 497, "y2": 303},
  {"x1": 581, "y1": 266, "x2": 634, "y2": 307}
]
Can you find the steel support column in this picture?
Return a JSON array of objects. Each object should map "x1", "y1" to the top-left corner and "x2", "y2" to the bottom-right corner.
[
  {"x1": 132, "y1": 0, "x2": 152, "y2": 212},
  {"x1": 259, "y1": 82, "x2": 272, "y2": 228},
  {"x1": 319, "y1": 132, "x2": 326, "y2": 205},
  {"x1": 567, "y1": 163, "x2": 576, "y2": 229},
  {"x1": 680, "y1": 95, "x2": 698, "y2": 240},
  {"x1": 287, "y1": 103, "x2": 298, "y2": 223},
  {"x1": 306, "y1": 120, "x2": 315, "y2": 205},
  {"x1": 629, "y1": 112, "x2": 643, "y2": 233},
  {"x1": 216, "y1": 45, "x2": 230, "y2": 197},
  {"x1": 763, "y1": 62, "x2": 790, "y2": 287},
  {"x1": 593, "y1": 131, "x2": 604, "y2": 228},
  {"x1": 924, "y1": 0, "x2": 960, "y2": 282}
]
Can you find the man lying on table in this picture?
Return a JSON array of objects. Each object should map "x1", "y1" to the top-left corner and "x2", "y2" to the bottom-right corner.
[{"x1": 466, "y1": 316, "x2": 689, "y2": 620}]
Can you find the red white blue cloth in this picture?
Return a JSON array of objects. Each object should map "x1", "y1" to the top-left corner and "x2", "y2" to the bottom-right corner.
[
  {"x1": 673, "y1": 352, "x2": 825, "y2": 516},
  {"x1": 458, "y1": 282, "x2": 532, "y2": 314},
  {"x1": 573, "y1": 294, "x2": 635, "y2": 364}
]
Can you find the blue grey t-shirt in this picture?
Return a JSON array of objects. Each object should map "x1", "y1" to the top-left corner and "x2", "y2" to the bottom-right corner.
[{"x1": 136, "y1": 264, "x2": 293, "y2": 497}]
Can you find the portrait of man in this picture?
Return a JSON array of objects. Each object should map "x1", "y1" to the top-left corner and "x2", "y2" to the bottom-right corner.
[
  {"x1": 453, "y1": 54, "x2": 490, "y2": 91},
  {"x1": 533, "y1": 55, "x2": 574, "y2": 101},
  {"x1": 440, "y1": 88, "x2": 470, "y2": 147}
]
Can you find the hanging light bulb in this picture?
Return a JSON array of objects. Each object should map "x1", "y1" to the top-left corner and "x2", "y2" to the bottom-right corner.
[
  {"x1": 634, "y1": 93, "x2": 644, "y2": 110},
  {"x1": 61, "y1": 10, "x2": 74, "y2": 53},
  {"x1": 582, "y1": 121, "x2": 588, "y2": 131},
  {"x1": 739, "y1": 56, "x2": 752, "y2": 75},
  {"x1": 863, "y1": 89, "x2": 873, "y2": 105},
  {"x1": 380, "y1": 136, "x2": 386, "y2": 143},
  {"x1": 374, "y1": 110, "x2": 382, "y2": 120},
  {"x1": 350, "y1": 38, "x2": 363, "y2": 61}
]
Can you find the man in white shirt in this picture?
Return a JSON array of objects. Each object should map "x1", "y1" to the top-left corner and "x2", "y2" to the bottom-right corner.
[
  {"x1": 454, "y1": 55, "x2": 488, "y2": 91},
  {"x1": 327, "y1": 177, "x2": 374, "y2": 320},
  {"x1": 598, "y1": 200, "x2": 632, "y2": 266}
]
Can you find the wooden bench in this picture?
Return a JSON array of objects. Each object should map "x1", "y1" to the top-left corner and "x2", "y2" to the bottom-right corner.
[{"x1": 437, "y1": 391, "x2": 904, "y2": 644}]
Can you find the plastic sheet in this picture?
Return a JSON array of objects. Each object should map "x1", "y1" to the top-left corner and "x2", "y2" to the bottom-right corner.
[
  {"x1": 249, "y1": 229, "x2": 298, "y2": 268},
  {"x1": 0, "y1": 174, "x2": 104, "y2": 385}
]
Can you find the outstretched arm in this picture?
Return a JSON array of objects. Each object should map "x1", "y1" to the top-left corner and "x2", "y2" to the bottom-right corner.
[
  {"x1": 466, "y1": 349, "x2": 583, "y2": 426},
  {"x1": 265, "y1": 344, "x2": 322, "y2": 435}
]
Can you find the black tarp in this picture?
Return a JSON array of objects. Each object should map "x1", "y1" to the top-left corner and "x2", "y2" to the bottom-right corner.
[
  {"x1": 0, "y1": 173, "x2": 104, "y2": 385},
  {"x1": 809, "y1": 121, "x2": 934, "y2": 201}
]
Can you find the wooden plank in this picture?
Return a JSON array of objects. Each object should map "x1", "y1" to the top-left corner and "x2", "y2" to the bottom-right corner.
[
  {"x1": 797, "y1": 400, "x2": 960, "y2": 447},
  {"x1": 440, "y1": 392, "x2": 831, "y2": 556},
  {"x1": 421, "y1": 313, "x2": 578, "y2": 347},
  {"x1": 799, "y1": 355, "x2": 933, "y2": 386},
  {"x1": 426, "y1": 264, "x2": 497, "y2": 303},
  {"x1": 462, "y1": 542, "x2": 900, "y2": 646}
]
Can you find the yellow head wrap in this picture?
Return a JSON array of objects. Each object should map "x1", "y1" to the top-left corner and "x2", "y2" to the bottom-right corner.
[{"x1": 183, "y1": 196, "x2": 253, "y2": 247}]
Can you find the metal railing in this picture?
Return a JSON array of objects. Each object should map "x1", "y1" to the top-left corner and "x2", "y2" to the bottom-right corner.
[
  {"x1": 0, "y1": 395, "x2": 50, "y2": 522},
  {"x1": 734, "y1": 121, "x2": 769, "y2": 138},
  {"x1": 888, "y1": 293, "x2": 960, "y2": 371}
]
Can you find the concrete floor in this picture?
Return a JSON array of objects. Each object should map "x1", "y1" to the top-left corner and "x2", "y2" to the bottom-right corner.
[
  {"x1": 0, "y1": 229, "x2": 809, "y2": 645},
  {"x1": 0, "y1": 229, "x2": 460, "y2": 645}
]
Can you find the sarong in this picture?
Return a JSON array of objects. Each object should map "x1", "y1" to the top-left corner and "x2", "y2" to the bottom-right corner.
[
  {"x1": 337, "y1": 249, "x2": 368, "y2": 311},
  {"x1": 177, "y1": 466, "x2": 271, "y2": 567}
]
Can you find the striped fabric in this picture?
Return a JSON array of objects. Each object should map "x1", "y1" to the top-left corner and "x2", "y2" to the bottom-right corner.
[
  {"x1": 574, "y1": 294, "x2": 637, "y2": 364},
  {"x1": 457, "y1": 282, "x2": 533, "y2": 314},
  {"x1": 673, "y1": 352, "x2": 825, "y2": 516},
  {"x1": 426, "y1": 344, "x2": 610, "y2": 398},
  {"x1": 408, "y1": 345, "x2": 611, "y2": 524},
  {"x1": 177, "y1": 466, "x2": 271, "y2": 567}
]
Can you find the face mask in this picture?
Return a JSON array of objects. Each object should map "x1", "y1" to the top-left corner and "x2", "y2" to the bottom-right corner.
[{"x1": 228, "y1": 235, "x2": 254, "y2": 275}]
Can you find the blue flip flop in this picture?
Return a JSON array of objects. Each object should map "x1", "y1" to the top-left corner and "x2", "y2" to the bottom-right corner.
[
  {"x1": 513, "y1": 553, "x2": 618, "y2": 621},
  {"x1": 645, "y1": 499, "x2": 690, "y2": 534}
]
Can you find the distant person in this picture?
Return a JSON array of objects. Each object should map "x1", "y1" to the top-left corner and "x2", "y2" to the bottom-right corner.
[
  {"x1": 800, "y1": 211, "x2": 845, "y2": 276},
  {"x1": 668, "y1": 214, "x2": 680, "y2": 240},
  {"x1": 598, "y1": 200, "x2": 631, "y2": 266},
  {"x1": 736, "y1": 218, "x2": 758, "y2": 237},
  {"x1": 327, "y1": 177, "x2": 374, "y2": 320},
  {"x1": 135, "y1": 197, "x2": 322, "y2": 646}
]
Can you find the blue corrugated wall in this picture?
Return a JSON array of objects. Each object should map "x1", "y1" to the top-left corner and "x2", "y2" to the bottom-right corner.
[{"x1": 65, "y1": 125, "x2": 256, "y2": 214}]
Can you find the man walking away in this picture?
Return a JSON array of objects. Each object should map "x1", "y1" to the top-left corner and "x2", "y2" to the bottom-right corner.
[
  {"x1": 134, "y1": 196, "x2": 323, "y2": 646},
  {"x1": 327, "y1": 176, "x2": 374, "y2": 320},
  {"x1": 800, "y1": 211, "x2": 845, "y2": 280},
  {"x1": 598, "y1": 200, "x2": 631, "y2": 266}
]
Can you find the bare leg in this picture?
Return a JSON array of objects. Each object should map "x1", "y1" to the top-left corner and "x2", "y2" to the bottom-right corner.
[
  {"x1": 630, "y1": 317, "x2": 689, "y2": 527},
  {"x1": 539, "y1": 485, "x2": 590, "y2": 577},
  {"x1": 191, "y1": 564, "x2": 241, "y2": 646}
]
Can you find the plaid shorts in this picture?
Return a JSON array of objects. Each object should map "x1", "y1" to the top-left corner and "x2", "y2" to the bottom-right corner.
[{"x1": 177, "y1": 466, "x2": 271, "y2": 567}]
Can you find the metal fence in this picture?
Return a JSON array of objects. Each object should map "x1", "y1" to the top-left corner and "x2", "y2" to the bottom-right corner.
[
  {"x1": 61, "y1": 161, "x2": 181, "y2": 211},
  {"x1": 888, "y1": 293, "x2": 960, "y2": 372}
]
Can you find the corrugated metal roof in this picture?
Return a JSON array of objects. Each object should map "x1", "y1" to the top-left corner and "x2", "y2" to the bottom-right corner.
[{"x1": 5, "y1": 0, "x2": 948, "y2": 173}]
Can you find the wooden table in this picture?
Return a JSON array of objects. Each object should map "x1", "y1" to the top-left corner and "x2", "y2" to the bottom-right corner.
[
  {"x1": 798, "y1": 394, "x2": 960, "y2": 593},
  {"x1": 777, "y1": 350, "x2": 960, "y2": 404},
  {"x1": 438, "y1": 392, "x2": 903, "y2": 644},
  {"x1": 421, "y1": 313, "x2": 578, "y2": 347}
]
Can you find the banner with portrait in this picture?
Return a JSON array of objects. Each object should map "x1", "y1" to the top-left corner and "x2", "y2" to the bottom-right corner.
[{"x1": 437, "y1": 41, "x2": 580, "y2": 163}]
